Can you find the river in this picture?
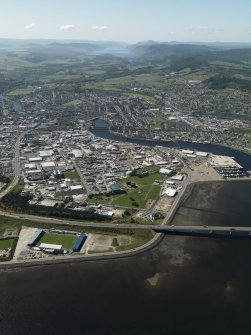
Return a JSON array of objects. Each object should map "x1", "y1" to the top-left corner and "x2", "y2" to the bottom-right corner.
[
  {"x1": 92, "y1": 119, "x2": 251, "y2": 170},
  {"x1": 1, "y1": 123, "x2": 251, "y2": 334}
]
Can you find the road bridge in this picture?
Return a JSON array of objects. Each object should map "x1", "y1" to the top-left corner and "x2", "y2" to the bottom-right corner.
[{"x1": 153, "y1": 225, "x2": 251, "y2": 239}]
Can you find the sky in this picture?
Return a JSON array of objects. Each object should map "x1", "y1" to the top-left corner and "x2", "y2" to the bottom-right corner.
[{"x1": 0, "y1": 0, "x2": 251, "y2": 43}]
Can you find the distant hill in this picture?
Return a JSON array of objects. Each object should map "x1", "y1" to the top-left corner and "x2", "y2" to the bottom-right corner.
[
  {"x1": 128, "y1": 43, "x2": 218, "y2": 72},
  {"x1": 23, "y1": 42, "x2": 102, "y2": 62},
  {"x1": 129, "y1": 43, "x2": 215, "y2": 58},
  {"x1": 1, "y1": 39, "x2": 251, "y2": 92},
  {"x1": 205, "y1": 74, "x2": 251, "y2": 91},
  {"x1": 217, "y1": 48, "x2": 251, "y2": 63}
]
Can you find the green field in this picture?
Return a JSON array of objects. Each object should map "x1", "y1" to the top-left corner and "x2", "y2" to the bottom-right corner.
[
  {"x1": 63, "y1": 171, "x2": 80, "y2": 179},
  {"x1": 38, "y1": 233, "x2": 77, "y2": 249},
  {"x1": 122, "y1": 92, "x2": 158, "y2": 104},
  {"x1": 82, "y1": 81, "x2": 122, "y2": 91},
  {"x1": 117, "y1": 172, "x2": 165, "y2": 186},
  {"x1": 7, "y1": 88, "x2": 33, "y2": 96},
  {"x1": 8, "y1": 175, "x2": 14, "y2": 183},
  {"x1": 64, "y1": 99, "x2": 82, "y2": 107},
  {"x1": 11, "y1": 179, "x2": 25, "y2": 194},
  {"x1": 115, "y1": 230, "x2": 154, "y2": 251},
  {"x1": 42, "y1": 74, "x2": 82, "y2": 82},
  {"x1": 88, "y1": 172, "x2": 165, "y2": 208},
  {"x1": 142, "y1": 116, "x2": 167, "y2": 129},
  {"x1": 0, "y1": 238, "x2": 14, "y2": 250}
]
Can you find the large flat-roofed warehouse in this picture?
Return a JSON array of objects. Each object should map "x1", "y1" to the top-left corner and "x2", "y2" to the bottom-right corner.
[
  {"x1": 195, "y1": 151, "x2": 208, "y2": 157},
  {"x1": 41, "y1": 161, "x2": 56, "y2": 170},
  {"x1": 39, "y1": 150, "x2": 54, "y2": 158},
  {"x1": 162, "y1": 187, "x2": 177, "y2": 197}
]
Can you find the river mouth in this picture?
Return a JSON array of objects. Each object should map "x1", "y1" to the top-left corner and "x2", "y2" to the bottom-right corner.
[{"x1": 1, "y1": 180, "x2": 251, "y2": 335}]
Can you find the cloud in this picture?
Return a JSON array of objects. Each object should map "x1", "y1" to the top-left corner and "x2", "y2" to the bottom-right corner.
[
  {"x1": 60, "y1": 25, "x2": 75, "y2": 31},
  {"x1": 191, "y1": 26, "x2": 215, "y2": 35},
  {"x1": 92, "y1": 25, "x2": 109, "y2": 31},
  {"x1": 25, "y1": 23, "x2": 36, "y2": 30}
]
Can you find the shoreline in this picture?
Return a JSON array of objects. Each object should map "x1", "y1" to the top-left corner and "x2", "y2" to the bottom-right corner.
[
  {"x1": 0, "y1": 176, "x2": 185, "y2": 270},
  {"x1": 0, "y1": 175, "x2": 193, "y2": 269},
  {"x1": 107, "y1": 128, "x2": 251, "y2": 158},
  {"x1": 1, "y1": 178, "x2": 250, "y2": 270},
  {"x1": 0, "y1": 230, "x2": 164, "y2": 270}
]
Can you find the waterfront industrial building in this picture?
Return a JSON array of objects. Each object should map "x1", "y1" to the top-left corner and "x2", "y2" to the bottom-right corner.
[{"x1": 162, "y1": 187, "x2": 177, "y2": 197}]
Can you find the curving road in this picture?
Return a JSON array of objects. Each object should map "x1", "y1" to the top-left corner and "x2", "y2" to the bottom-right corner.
[
  {"x1": 0, "y1": 132, "x2": 25, "y2": 200},
  {"x1": 0, "y1": 209, "x2": 155, "y2": 229}
]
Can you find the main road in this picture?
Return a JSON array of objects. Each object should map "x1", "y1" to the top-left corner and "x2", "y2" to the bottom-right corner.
[
  {"x1": 0, "y1": 132, "x2": 26, "y2": 200},
  {"x1": 0, "y1": 209, "x2": 154, "y2": 229},
  {"x1": 72, "y1": 159, "x2": 90, "y2": 195}
]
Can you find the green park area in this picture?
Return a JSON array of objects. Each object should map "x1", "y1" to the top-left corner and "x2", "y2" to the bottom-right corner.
[
  {"x1": 0, "y1": 238, "x2": 15, "y2": 250},
  {"x1": 38, "y1": 233, "x2": 78, "y2": 249},
  {"x1": 63, "y1": 171, "x2": 80, "y2": 180},
  {"x1": 0, "y1": 216, "x2": 20, "y2": 237},
  {"x1": 64, "y1": 99, "x2": 82, "y2": 107},
  {"x1": 6, "y1": 88, "x2": 33, "y2": 96},
  {"x1": 88, "y1": 172, "x2": 166, "y2": 208},
  {"x1": 122, "y1": 92, "x2": 158, "y2": 104},
  {"x1": 11, "y1": 179, "x2": 25, "y2": 194},
  {"x1": 113, "y1": 230, "x2": 154, "y2": 252},
  {"x1": 0, "y1": 238, "x2": 16, "y2": 261},
  {"x1": 89, "y1": 229, "x2": 154, "y2": 254},
  {"x1": 142, "y1": 115, "x2": 167, "y2": 129}
]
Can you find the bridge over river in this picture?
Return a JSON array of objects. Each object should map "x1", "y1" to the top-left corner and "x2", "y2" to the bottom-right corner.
[{"x1": 153, "y1": 225, "x2": 251, "y2": 239}]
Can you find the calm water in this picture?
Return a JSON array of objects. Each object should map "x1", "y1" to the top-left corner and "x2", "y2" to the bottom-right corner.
[{"x1": 1, "y1": 181, "x2": 251, "y2": 335}]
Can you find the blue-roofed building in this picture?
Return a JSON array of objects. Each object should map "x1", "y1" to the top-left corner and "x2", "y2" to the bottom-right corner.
[
  {"x1": 72, "y1": 233, "x2": 87, "y2": 252},
  {"x1": 110, "y1": 184, "x2": 125, "y2": 194},
  {"x1": 27, "y1": 229, "x2": 45, "y2": 247}
]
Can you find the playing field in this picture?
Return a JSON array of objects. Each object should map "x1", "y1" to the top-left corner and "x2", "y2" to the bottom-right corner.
[{"x1": 38, "y1": 233, "x2": 77, "y2": 249}]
